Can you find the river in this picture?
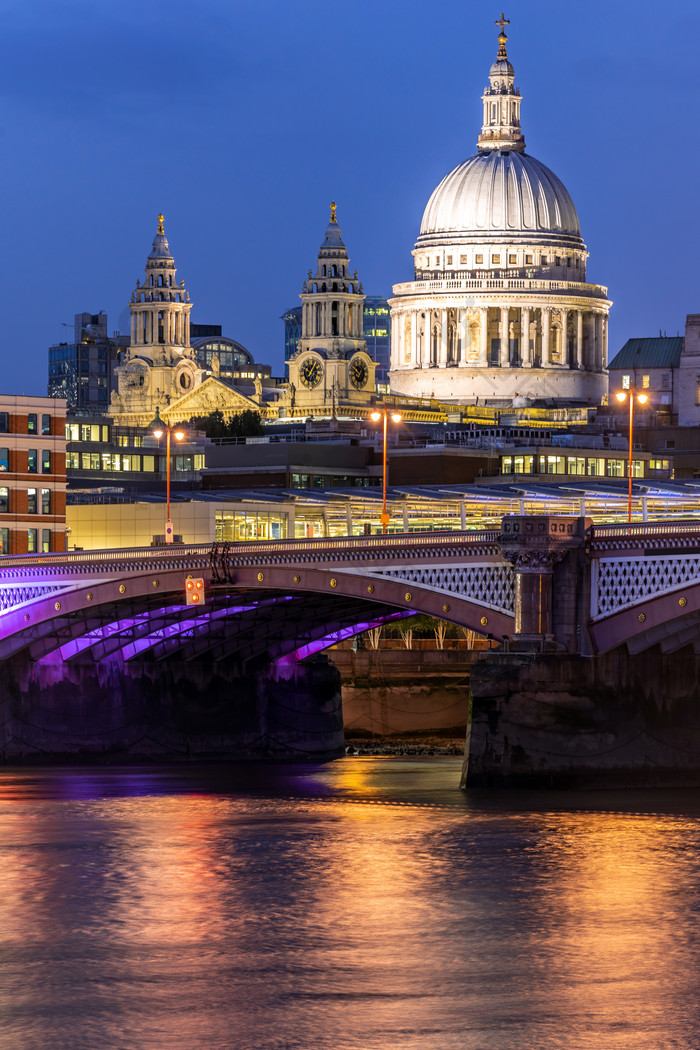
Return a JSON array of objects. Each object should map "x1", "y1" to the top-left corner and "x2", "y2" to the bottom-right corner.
[{"x1": 1, "y1": 757, "x2": 699, "y2": 1049}]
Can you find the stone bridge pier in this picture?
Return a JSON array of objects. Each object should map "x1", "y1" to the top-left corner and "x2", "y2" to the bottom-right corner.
[{"x1": 464, "y1": 515, "x2": 700, "y2": 788}]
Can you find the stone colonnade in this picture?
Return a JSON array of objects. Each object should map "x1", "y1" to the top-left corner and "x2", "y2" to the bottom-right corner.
[
  {"x1": 391, "y1": 303, "x2": 607, "y2": 371},
  {"x1": 131, "y1": 306, "x2": 191, "y2": 348},
  {"x1": 302, "y1": 299, "x2": 364, "y2": 339}
]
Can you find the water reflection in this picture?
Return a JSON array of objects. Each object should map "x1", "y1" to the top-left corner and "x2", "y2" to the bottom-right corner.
[{"x1": 0, "y1": 761, "x2": 699, "y2": 1049}]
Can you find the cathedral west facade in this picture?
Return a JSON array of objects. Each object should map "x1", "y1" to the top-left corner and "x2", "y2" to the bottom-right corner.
[{"x1": 388, "y1": 16, "x2": 611, "y2": 405}]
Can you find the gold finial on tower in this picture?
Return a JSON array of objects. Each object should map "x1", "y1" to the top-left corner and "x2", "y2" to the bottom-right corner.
[
  {"x1": 157, "y1": 213, "x2": 165, "y2": 234},
  {"x1": 330, "y1": 201, "x2": 337, "y2": 223},
  {"x1": 495, "y1": 12, "x2": 509, "y2": 56}
]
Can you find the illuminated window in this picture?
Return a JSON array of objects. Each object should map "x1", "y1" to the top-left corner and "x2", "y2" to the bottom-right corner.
[
  {"x1": 41, "y1": 415, "x2": 51, "y2": 435},
  {"x1": 42, "y1": 450, "x2": 51, "y2": 474},
  {"x1": 642, "y1": 374, "x2": 650, "y2": 388},
  {"x1": 0, "y1": 528, "x2": 9, "y2": 554},
  {"x1": 41, "y1": 489, "x2": 51, "y2": 514},
  {"x1": 541, "y1": 255, "x2": 548, "y2": 264},
  {"x1": 509, "y1": 254, "x2": 517, "y2": 264},
  {"x1": 460, "y1": 255, "x2": 468, "y2": 264},
  {"x1": 42, "y1": 529, "x2": 50, "y2": 553},
  {"x1": 525, "y1": 255, "x2": 533, "y2": 264},
  {"x1": 27, "y1": 528, "x2": 37, "y2": 553},
  {"x1": 475, "y1": 254, "x2": 484, "y2": 264},
  {"x1": 622, "y1": 374, "x2": 631, "y2": 389},
  {"x1": 491, "y1": 254, "x2": 500, "y2": 265},
  {"x1": 28, "y1": 450, "x2": 37, "y2": 473},
  {"x1": 27, "y1": 488, "x2": 37, "y2": 514},
  {"x1": 446, "y1": 255, "x2": 452, "y2": 265},
  {"x1": 587, "y1": 458, "x2": 605, "y2": 476},
  {"x1": 631, "y1": 460, "x2": 644, "y2": 477},
  {"x1": 27, "y1": 414, "x2": 37, "y2": 434},
  {"x1": 606, "y1": 459, "x2": 625, "y2": 477},
  {"x1": 66, "y1": 424, "x2": 79, "y2": 441},
  {"x1": 567, "y1": 457, "x2": 586, "y2": 475}
]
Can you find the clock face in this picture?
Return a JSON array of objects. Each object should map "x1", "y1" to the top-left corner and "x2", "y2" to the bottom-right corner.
[
  {"x1": 300, "y1": 357, "x2": 323, "y2": 388},
  {"x1": 350, "y1": 358, "x2": 369, "y2": 389}
]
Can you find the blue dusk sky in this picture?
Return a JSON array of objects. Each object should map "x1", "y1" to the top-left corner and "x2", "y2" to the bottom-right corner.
[{"x1": 0, "y1": 0, "x2": 697, "y2": 393}]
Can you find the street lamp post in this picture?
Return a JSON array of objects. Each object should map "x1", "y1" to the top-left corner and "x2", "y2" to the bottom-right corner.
[
  {"x1": 615, "y1": 388, "x2": 648, "y2": 524},
  {"x1": 370, "y1": 405, "x2": 402, "y2": 534},
  {"x1": 149, "y1": 407, "x2": 185, "y2": 544}
]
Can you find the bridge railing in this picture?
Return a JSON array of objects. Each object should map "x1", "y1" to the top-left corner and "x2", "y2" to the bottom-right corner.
[
  {"x1": 0, "y1": 528, "x2": 501, "y2": 572},
  {"x1": 589, "y1": 520, "x2": 700, "y2": 548}
]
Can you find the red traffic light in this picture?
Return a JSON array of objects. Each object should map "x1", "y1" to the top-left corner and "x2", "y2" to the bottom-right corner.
[{"x1": 185, "y1": 577, "x2": 205, "y2": 606}]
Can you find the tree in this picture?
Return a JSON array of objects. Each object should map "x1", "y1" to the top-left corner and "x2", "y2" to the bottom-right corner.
[{"x1": 188, "y1": 409, "x2": 264, "y2": 439}]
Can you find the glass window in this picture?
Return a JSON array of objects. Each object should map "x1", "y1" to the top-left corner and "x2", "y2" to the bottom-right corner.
[
  {"x1": 41, "y1": 414, "x2": 51, "y2": 435},
  {"x1": 475, "y1": 254, "x2": 483, "y2": 264},
  {"x1": 27, "y1": 488, "x2": 37, "y2": 513},
  {"x1": 509, "y1": 254, "x2": 517, "y2": 264},
  {"x1": 567, "y1": 457, "x2": 586, "y2": 475},
  {"x1": 0, "y1": 413, "x2": 8, "y2": 433},
  {"x1": 587, "y1": 458, "x2": 605, "y2": 476},
  {"x1": 67, "y1": 452, "x2": 79, "y2": 469},
  {"x1": 546, "y1": 456, "x2": 565, "y2": 474},
  {"x1": 631, "y1": 460, "x2": 644, "y2": 477},
  {"x1": 28, "y1": 449, "x2": 37, "y2": 473},
  {"x1": 622, "y1": 374, "x2": 631, "y2": 389},
  {"x1": 27, "y1": 414, "x2": 37, "y2": 434},
  {"x1": 27, "y1": 528, "x2": 37, "y2": 553},
  {"x1": 514, "y1": 455, "x2": 534, "y2": 474},
  {"x1": 42, "y1": 529, "x2": 51, "y2": 553},
  {"x1": 606, "y1": 459, "x2": 624, "y2": 477},
  {"x1": 662, "y1": 373, "x2": 671, "y2": 389},
  {"x1": 642, "y1": 374, "x2": 650, "y2": 389},
  {"x1": 501, "y1": 456, "x2": 512, "y2": 474},
  {"x1": 491, "y1": 254, "x2": 500, "y2": 265},
  {"x1": 0, "y1": 487, "x2": 8, "y2": 513},
  {"x1": 0, "y1": 528, "x2": 9, "y2": 554},
  {"x1": 66, "y1": 423, "x2": 79, "y2": 441},
  {"x1": 0, "y1": 448, "x2": 8, "y2": 472},
  {"x1": 41, "y1": 489, "x2": 51, "y2": 514},
  {"x1": 42, "y1": 450, "x2": 51, "y2": 474}
]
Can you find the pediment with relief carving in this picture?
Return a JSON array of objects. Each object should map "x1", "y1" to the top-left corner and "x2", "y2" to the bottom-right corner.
[{"x1": 163, "y1": 377, "x2": 262, "y2": 423}]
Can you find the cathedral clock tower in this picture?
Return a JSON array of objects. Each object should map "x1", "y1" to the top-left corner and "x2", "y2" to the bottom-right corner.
[
  {"x1": 288, "y1": 204, "x2": 375, "y2": 413},
  {"x1": 110, "y1": 215, "x2": 206, "y2": 426}
]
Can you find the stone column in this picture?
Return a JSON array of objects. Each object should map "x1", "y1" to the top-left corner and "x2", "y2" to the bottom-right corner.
[
  {"x1": 500, "y1": 306, "x2": 510, "y2": 367},
  {"x1": 602, "y1": 315, "x2": 608, "y2": 369},
  {"x1": 542, "y1": 307, "x2": 551, "y2": 366},
  {"x1": 499, "y1": 515, "x2": 584, "y2": 645},
  {"x1": 479, "y1": 307, "x2": 489, "y2": 365},
  {"x1": 560, "y1": 308, "x2": 568, "y2": 366},
  {"x1": 460, "y1": 310, "x2": 467, "y2": 366},
  {"x1": 439, "y1": 309, "x2": 448, "y2": 366},
  {"x1": 130, "y1": 312, "x2": 136, "y2": 345},
  {"x1": 521, "y1": 307, "x2": 531, "y2": 366},
  {"x1": 594, "y1": 314, "x2": 602, "y2": 371},
  {"x1": 576, "y1": 310, "x2": 584, "y2": 370},
  {"x1": 411, "y1": 311, "x2": 418, "y2": 366}
]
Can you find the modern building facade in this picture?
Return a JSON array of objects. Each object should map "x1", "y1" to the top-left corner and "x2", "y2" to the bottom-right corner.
[
  {"x1": 0, "y1": 394, "x2": 67, "y2": 554},
  {"x1": 48, "y1": 313, "x2": 128, "y2": 412},
  {"x1": 388, "y1": 17, "x2": 611, "y2": 405}
]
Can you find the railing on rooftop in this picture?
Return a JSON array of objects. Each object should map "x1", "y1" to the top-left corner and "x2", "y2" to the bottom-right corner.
[{"x1": 392, "y1": 277, "x2": 609, "y2": 298}]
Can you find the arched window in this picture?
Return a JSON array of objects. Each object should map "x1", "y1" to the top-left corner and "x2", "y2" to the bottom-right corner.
[
  {"x1": 158, "y1": 275, "x2": 164, "y2": 287},
  {"x1": 158, "y1": 311, "x2": 165, "y2": 344},
  {"x1": 331, "y1": 264, "x2": 337, "y2": 277},
  {"x1": 158, "y1": 292, "x2": 164, "y2": 302},
  {"x1": 168, "y1": 275, "x2": 172, "y2": 286},
  {"x1": 322, "y1": 265, "x2": 326, "y2": 276},
  {"x1": 321, "y1": 283, "x2": 327, "y2": 292}
]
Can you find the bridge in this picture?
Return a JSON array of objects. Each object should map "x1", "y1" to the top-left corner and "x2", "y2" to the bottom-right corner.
[{"x1": 2, "y1": 516, "x2": 700, "y2": 782}]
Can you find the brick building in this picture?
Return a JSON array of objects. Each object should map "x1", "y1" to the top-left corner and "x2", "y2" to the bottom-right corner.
[{"x1": 0, "y1": 395, "x2": 67, "y2": 554}]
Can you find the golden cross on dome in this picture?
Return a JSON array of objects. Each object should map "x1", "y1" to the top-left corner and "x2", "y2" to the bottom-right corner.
[
  {"x1": 157, "y1": 213, "x2": 165, "y2": 234},
  {"x1": 495, "y1": 13, "x2": 510, "y2": 34},
  {"x1": 330, "y1": 201, "x2": 337, "y2": 223}
]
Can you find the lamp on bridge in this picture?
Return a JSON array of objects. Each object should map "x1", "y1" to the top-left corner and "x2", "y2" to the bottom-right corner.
[
  {"x1": 615, "y1": 387, "x2": 648, "y2": 524},
  {"x1": 370, "y1": 405, "x2": 402, "y2": 534},
  {"x1": 149, "y1": 407, "x2": 185, "y2": 544}
]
